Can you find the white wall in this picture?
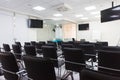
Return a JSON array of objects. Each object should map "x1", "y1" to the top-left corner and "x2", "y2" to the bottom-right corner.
[
  {"x1": 14, "y1": 14, "x2": 37, "y2": 45},
  {"x1": 0, "y1": 11, "x2": 14, "y2": 47},
  {"x1": 77, "y1": 20, "x2": 120, "y2": 46},
  {"x1": 0, "y1": 10, "x2": 55, "y2": 47}
]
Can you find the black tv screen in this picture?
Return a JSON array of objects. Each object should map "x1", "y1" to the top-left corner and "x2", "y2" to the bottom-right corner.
[
  {"x1": 78, "y1": 24, "x2": 89, "y2": 30},
  {"x1": 28, "y1": 19, "x2": 43, "y2": 28},
  {"x1": 101, "y1": 5, "x2": 120, "y2": 23}
]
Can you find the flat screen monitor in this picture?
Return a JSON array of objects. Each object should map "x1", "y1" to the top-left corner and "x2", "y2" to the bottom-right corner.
[
  {"x1": 78, "y1": 24, "x2": 89, "y2": 30},
  {"x1": 28, "y1": 19, "x2": 43, "y2": 28},
  {"x1": 101, "y1": 5, "x2": 120, "y2": 23}
]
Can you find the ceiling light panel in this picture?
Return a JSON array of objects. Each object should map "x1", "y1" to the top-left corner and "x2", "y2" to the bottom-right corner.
[
  {"x1": 53, "y1": 14, "x2": 63, "y2": 17},
  {"x1": 81, "y1": 17, "x2": 88, "y2": 20},
  {"x1": 33, "y1": 6, "x2": 46, "y2": 11},
  {"x1": 85, "y1": 6, "x2": 96, "y2": 11},
  {"x1": 75, "y1": 14, "x2": 83, "y2": 17}
]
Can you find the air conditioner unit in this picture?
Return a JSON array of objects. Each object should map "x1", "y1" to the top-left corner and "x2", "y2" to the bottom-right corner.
[{"x1": 54, "y1": 3, "x2": 72, "y2": 12}]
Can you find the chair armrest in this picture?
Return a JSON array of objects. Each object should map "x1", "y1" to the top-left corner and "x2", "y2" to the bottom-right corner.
[
  {"x1": 0, "y1": 67, "x2": 26, "y2": 75},
  {"x1": 61, "y1": 71, "x2": 73, "y2": 79}
]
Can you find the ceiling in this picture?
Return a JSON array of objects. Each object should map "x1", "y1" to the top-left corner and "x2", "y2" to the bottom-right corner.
[{"x1": 0, "y1": 0, "x2": 120, "y2": 22}]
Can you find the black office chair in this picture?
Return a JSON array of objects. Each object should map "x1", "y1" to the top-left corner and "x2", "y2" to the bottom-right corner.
[
  {"x1": 45, "y1": 43, "x2": 56, "y2": 47},
  {"x1": 79, "y1": 44, "x2": 96, "y2": 69},
  {"x1": 39, "y1": 41, "x2": 46, "y2": 45},
  {"x1": 3, "y1": 44, "x2": 11, "y2": 52},
  {"x1": 63, "y1": 48, "x2": 85, "y2": 80},
  {"x1": 0, "y1": 52, "x2": 25, "y2": 80},
  {"x1": 102, "y1": 46, "x2": 120, "y2": 51},
  {"x1": 62, "y1": 44, "x2": 74, "y2": 50},
  {"x1": 12, "y1": 44, "x2": 22, "y2": 60},
  {"x1": 35, "y1": 43, "x2": 43, "y2": 54},
  {"x1": 79, "y1": 44, "x2": 96, "y2": 61},
  {"x1": 24, "y1": 45, "x2": 36, "y2": 56},
  {"x1": 31, "y1": 41, "x2": 36, "y2": 46},
  {"x1": 98, "y1": 50, "x2": 120, "y2": 77},
  {"x1": 24, "y1": 42, "x2": 31, "y2": 45},
  {"x1": 15, "y1": 42, "x2": 22, "y2": 47},
  {"x1": 23, "y1": 56, "x2": 71, "y2": 80},
  {"x1": 94, "y1": 43, "x2": 103, "y2": 50},
  {"x1": 97, "y1": 42, "x2": 108, "y2": 46},
  {"x1": 80, "y1": 69, "x2": 120, "y2": 80},
  {"x1": 42, "y1": 46, "x2": 64, "y2": 76},
  {"x1": 23, "y1": 56, "x2": 56, "y2": 80}
]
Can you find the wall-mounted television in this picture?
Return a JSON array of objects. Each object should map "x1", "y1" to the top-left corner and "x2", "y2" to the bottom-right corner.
[
  {"x1": 101, "y1": 5, "x2": 120, "y2": 23},
  {"x1": 78, "y1": 24, "x2": 89, "y2": 30},
  {"x1": 28, "y1": 19, "x2": 43, "y2": 28}
]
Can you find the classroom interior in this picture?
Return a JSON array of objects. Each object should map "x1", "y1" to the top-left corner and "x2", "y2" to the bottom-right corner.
[{"x1": 0, "y1": 0, "x2": 120, "y2": 80}]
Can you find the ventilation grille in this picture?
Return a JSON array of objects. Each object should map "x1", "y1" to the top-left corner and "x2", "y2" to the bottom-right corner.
[{"x1": 54, "y1": 3, "x2": 72, "y2": 12}]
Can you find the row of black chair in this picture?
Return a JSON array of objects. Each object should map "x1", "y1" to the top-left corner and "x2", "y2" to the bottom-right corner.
[
  {"x1": 0, "y1": 52, "x2": 74, "y2": 80},
  {"x1": 1, "y1": 43, "x2": 120, "y2": 79}
]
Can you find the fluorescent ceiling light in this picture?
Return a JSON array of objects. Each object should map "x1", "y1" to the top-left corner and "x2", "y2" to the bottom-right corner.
[
  {"x1": 52, "y1": 18, "x2": 62, "y2": 20},
  {"x1": 81, "y1": 17, "x2": 88, "y2": 20},
  {"x1": 53, "y1": 14, "x2": 63, "y2": 17},
  {"x1": 75, "y1": 14, "x2": 83, "y2": 17},
  {"x1": 33, "y1": 6, "x2": 46, "y2": 11},
  {"x1": 91, "y1": 11, "x2": 100, "y2": 14},
  {"x1": 85, "y1": 6, "x2": 96, "y2": 11}
]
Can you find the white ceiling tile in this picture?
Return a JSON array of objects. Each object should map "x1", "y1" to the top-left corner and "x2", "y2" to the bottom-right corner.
[{"x1": 0, "y1": 0, "x2": 119, "y2": 22}]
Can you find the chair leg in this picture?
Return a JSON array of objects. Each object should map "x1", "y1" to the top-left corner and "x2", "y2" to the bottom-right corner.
[
  {"x1": 71, "y1": 72, "x2": 74, "y2": 80},
  {"x1": 58, "y1": 68, "x2": 60, "y2": 77},
  {"x1": 79, "y1": 73, "x2": 81, "y2": 80},
  {"x1": 91, "y1": 59, "x2": 94, "y2": 70}
]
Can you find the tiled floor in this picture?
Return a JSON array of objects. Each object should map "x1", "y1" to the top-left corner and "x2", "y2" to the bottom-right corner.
[{"x1": 0, "y1": 76, "x2": 5, "y2": 80}]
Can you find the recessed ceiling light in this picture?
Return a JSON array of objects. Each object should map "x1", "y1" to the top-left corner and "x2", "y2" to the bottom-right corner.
[
  {"x1": 85, "y1": 6, "x2": 96, "y2": 11},
  {"x1": 75, "y1": 14, "x2": 83, "y2": 17},
  {"x1": 81, "y1": 17, "x2": 88, "y2": 20},
  {"x1": 33, "y1": 6, "x2": 46, "y2": 11},
  {"x1": 91, "y1": 11, "x2": 100, "y2": 15},
  {"x1": 53, "y1": 14, "x2": 63, "y2": 17}
]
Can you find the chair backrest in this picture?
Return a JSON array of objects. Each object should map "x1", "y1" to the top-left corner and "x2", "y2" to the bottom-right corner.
[
  {"x1": 15, "y1": 42, "x2": 21, "y2": 47},
  {"x1": 102, "y1": 46, "x2": 120, "y2": 51},
  {"x1": 0, "y1": 52, "x2": 19, "y2": 80},
  {"x1": 24, "y1": 42, "x2": 31, "y2": 45},
  {"x1": 79, "y1": 44, "x2": 95, "y2": 55},
  {"x1": 12, "y1": 44, "x2": 22, "y2": 59},
  {"x1": 39, "y1": 41, "x2": 46, "y2": 45},
  {"x1": 45, "y1": 43, "x2": 56, "y2": 47},
  {"x1": 31, "y1": 41, "x2": 36, "y2": 46},
  {"x1": 12, "y1": 44, "x2": 22, "y2": 53},
  {"x1": 23, "y1": 56, "x2": 56, "y2": 80},
  {"x1": 3, "y1": 44, "x2": 11, "y2": 52},
  {"x1": 97, "y1": 42, "x2": 108, "y2": 46},
  {"x1": 24, "y1": 45, "x2": 36, "y2": 56},
  {"x1": 35, "y1": 43, "x2": 43, "y2": 49},
  {"x1": 63, "y1": 48, "x2": 85, "y2": 72},
  {"x1": 62, "y1": 44, "x2": 74, "y2": 49},
  {"x1": 94, "y1": 43, "x2": 103, "y2": 50},
  {"x1": 98, "y1": 50, "x2": 120, "y2": 76},
  {"x1": 42, "y1": 46, "x2": 58, "y2": 67},
  {"x1": 81, "y1": 69, "x2": 120, "y2": 80}
]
